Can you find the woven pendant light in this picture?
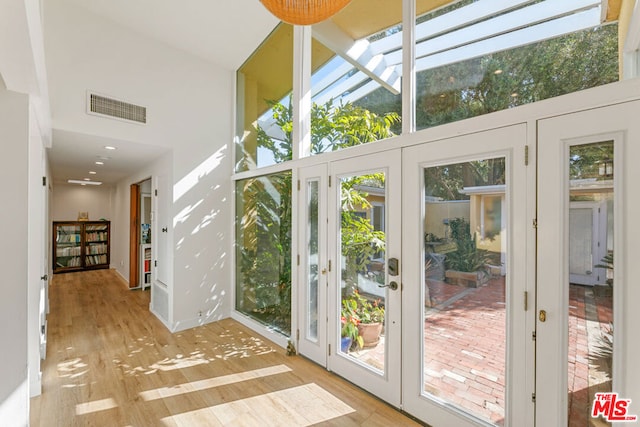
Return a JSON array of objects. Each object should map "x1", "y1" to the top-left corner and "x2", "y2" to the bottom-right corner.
[{"x1": 259, "y1": 0, "x2": 351, "y2": 25}]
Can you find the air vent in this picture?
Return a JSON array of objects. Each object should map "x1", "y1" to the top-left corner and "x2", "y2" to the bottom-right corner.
[{"x1": 88, "y1": 93, "x2": 147, "y2": 124}]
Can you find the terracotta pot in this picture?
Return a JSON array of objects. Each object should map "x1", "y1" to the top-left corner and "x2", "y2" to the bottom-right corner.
[{"x1": 357, "y1": 322, "x2": 382, "y2": 348}]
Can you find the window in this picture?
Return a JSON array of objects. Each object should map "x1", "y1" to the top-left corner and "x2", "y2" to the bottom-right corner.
[
  {"x1": 235, "y1": 171, "x2": 292, "y2": 334},
  {"x1": 236, "y1": 24, "x2": 294, "y2": 171},
  {"x1": 415, "y1": 1, "x2": 619, "y2": 130},
  {"x1": 310, "y1": 0, "x2": 403, "y2": 154}
]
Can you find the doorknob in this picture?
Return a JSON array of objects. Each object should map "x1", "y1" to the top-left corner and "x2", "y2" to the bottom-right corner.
[
  {"x1": 378, "y1": 281, "x2": 399, "y2": 291},
  {"x1": 162, "y1": 227, "x2": 168, "y2": 233},
  {"x1": 539, "y1": 310, "x2": 547, "y2": 322}
]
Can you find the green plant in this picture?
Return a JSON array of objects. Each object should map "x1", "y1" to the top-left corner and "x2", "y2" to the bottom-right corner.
[
  {"x1": 344, "y1": 290, "x2": 385, "y2": 324},
  {"x1": 595, "y1": 251, "x2": 613, "y2": 286},
  {"x1": 341, "y1": 298, "x2": 364, "y2": 349},
  {"x1": 445, "y1": 218, "x2": 491, "y2": 273},
  {"x1": 589, "y1": 322, "x2": 613, "y2": 378}
]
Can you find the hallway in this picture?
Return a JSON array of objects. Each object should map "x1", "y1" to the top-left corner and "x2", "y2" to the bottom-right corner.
[{"x1": 30, "y1": 270, "x2": 420, "y2": 426}]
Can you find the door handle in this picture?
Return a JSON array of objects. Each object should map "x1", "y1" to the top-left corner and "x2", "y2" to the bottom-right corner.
[
  {"x1": 162, "y1": 227, "x2": 168, "y2": 233},
  {"x1": 539, "y1": 310, "x2": 547, "y2": 322},
  {"x1": 378, "y1": 281, "x2": 399, "y2": 291}
]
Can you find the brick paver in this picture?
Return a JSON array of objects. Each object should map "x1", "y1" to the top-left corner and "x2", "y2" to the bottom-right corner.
[
  {"x1": 424, "y1": 277, "x2": 506, "y2": 426},
  {"x1": 350, "y1": 277, "x2": 612, "y2": 426}
]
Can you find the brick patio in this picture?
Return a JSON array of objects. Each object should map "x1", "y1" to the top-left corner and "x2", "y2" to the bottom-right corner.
[{"x1": 350, "y1": 277, "x2": 613, "y2": 426}]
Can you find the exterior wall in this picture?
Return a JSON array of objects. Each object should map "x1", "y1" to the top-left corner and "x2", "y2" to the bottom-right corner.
[
  {"x1": 0, "y1": 89, "x2": 29, "y2": 425},
  {"x1": 424, "y1": 201, "x2": 470, "y2": 240}
]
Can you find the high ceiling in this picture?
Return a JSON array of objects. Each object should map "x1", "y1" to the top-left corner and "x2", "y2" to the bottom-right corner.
[
  {"x1": 45, "y1": 0, "x2": 626, "y2": 186},
  {"x1": 47, "y1": 0, "x2": 278, "y2": 186}
]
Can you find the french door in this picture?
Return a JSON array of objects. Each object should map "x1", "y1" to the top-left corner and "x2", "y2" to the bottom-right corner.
[
  {"x1": 402, "y1": 124, "x2": 533, "y2": 426},
  {"x1": 296, "y1": 102, "x2": 639, "y2": 426},
  {"x1": 536, "y1": 101, "x2": 640, "y2": 426},
  {"x1": 297, "y1": 150, "x2": 402, "y2": 406}
]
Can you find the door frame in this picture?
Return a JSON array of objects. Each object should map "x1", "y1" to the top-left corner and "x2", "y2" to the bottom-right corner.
[{"x1": 129, "y1": 183, "x2": 140, "y2": 288}]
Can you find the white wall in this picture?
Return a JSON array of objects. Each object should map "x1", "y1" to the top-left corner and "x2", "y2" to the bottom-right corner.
[
  {"x1": 45, "y1": 0, "x2": 234, "y2": 329},
  {"x1": 50, "y1": 184, "x2": 113, "y2": 222},
  {"x1": 0, "y1": 89, "x2": 29, "y2": 426}
]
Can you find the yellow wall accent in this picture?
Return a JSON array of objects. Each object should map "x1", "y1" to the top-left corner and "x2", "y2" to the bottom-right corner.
[
  {"x1": 330, "y1": 0, "x2": 451, "y2": 41},
  {"x1": 618, "y1": 0, "x2": 638, "y2": 78}
]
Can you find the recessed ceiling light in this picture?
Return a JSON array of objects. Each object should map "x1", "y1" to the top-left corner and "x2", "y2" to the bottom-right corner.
[
  {"x1": 104, "y1": 146, "x2": 117, "y2": 150},
  {"x1": 89, "y1": 171, "x2": 97, "y2": 175},
  {"x1": 68, "y1": 179, "x2": 102, "y2": 186},
  {"x1": 95, "y1": 161, "x2": 104, "y2": 165},
  {"x1": 84, "y1": 178, "x2": 91, "y2": 181}
]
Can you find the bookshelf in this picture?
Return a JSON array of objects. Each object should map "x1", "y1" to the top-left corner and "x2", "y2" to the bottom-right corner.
[
  {"x1": 140, "y1": 243, "x2": 152, "y2": 289},
  {"x1": 53, "y1": 221, "x2": 110, "y2": 273}
]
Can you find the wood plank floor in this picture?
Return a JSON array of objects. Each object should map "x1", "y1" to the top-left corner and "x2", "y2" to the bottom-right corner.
[{"x1": 30, "y1": 269, "x2": 421, "y2": 426}]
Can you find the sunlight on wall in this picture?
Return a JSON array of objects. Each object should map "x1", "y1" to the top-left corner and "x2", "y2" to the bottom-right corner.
[
  {"x1": 140, "y1": 364, "x2": 292, "y2": 401},
  {"x1": 160, "y1": 383, "x2": 354, "y2": 426},
  {"x1": 173, "y1": 145, "x2": 227, "y2": 204},
  {"x1": 75, "y1": 398, "x2": 118, "y2": 415}
]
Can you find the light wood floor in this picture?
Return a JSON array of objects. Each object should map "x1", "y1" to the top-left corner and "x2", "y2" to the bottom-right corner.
[{"x1": 30, "y1": 269, "x2": 421, "y2": 426}]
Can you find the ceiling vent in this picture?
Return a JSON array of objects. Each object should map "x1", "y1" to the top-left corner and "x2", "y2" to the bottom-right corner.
[{"x1": 88, "y1": 93, "x2": 147, "y2": 124}]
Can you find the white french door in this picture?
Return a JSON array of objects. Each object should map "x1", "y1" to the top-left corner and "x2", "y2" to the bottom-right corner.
[
  {"x1": 297, "y1": 163, "x2": 328, "y2": 366},
  {"x1": 536, "y1": 101, "x2": 640, "y2": 426},
  {"x1": 327, "y1": 150, "x2": 402, "y2": 406},
  {"x1": 297, "y1": 150, "x2": 402, "y2": 406},
  {"x1": 295, "y1": 102, "x2": 640, "y2": 426},
  {"x1": 402, "y1": 124, "x2": 533, "y2": 427}
]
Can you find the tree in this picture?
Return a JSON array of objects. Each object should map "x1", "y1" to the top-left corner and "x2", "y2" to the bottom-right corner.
[
  {"x1": 243, "y1": 98, "x2": 398, "y2": 335},
  {"x1": 416, "y1": 24, "x2": 618, "y2": 129}
]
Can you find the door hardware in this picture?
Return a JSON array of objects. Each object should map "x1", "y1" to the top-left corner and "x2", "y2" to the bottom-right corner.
[
  {"x1": 162, "y1": 227, "x2": 168, "y2": 232},
  {"x1": 379, "y1": 281, "x2": 399, "y2": 291},
  {"x1": 539, "y1": 310, "x2": 547, "y2": 322},
  {"x1": 388, "y1": 258, "x2": 399, "y2": 276},
  {"x1": 40, "y1": 274, "x2": 48, "y2": 281}
]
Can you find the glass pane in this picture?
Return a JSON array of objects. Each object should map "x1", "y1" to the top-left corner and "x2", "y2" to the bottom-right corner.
[
  {"x1": 310, "y1": 0, "x2": 402, "y2": 156},
  {"x1": 236, "y1": 24, "x2": 293, "y2": 171},
  {"x1": 567, "y1": 141, "x2": 614, "y2": 426},
  {"x1": 339, "y1": 171, "x2": 386, "y2": 373},
  {"x1": 235, "y1": 172, "x2": 292, "y2": 335},
  {"x1": 423, "y1": 158, "x2": 507, "y2": 426},
  {"x1": 307, "y1": 180, "x2": 320, "y2": 341},
  {"x1": 415, "y1": 1, "x2": 618, "y2": 131}
]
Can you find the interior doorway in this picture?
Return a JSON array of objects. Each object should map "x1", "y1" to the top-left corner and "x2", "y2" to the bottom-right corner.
[{"x1": 129, "y1": 178, "x2": 152, "y2": 289}]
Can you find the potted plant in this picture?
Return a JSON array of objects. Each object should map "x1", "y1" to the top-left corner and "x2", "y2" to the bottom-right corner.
[
  {"x1": 344, "y1": 290, "x2": 385, "y2": 348},
  {"x1": 341, "y1": 298, "x2": 363, "y2": 351},
  {"x1": 444, "y1": 218, "x2": 491, "y2": 287}
]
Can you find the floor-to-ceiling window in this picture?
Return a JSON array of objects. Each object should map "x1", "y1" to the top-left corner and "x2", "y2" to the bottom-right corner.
[{"x1": 234, "y1": 1, "x2": 630, "y2": 424}]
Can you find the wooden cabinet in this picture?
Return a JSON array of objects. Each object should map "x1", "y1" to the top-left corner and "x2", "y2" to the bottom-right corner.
[{"x1": 53, "y1": 221, "x2": 110, "y2": 273}]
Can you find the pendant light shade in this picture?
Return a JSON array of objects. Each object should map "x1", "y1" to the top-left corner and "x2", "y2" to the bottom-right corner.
[{"x1": 259, "y1": 0, "x2": 351, "y2": 25}]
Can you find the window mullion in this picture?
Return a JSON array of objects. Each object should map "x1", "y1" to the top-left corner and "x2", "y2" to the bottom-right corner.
[
  {"x1": 402, "y1": 0, "x2": 416, "y2": 135},
  {"x1": 293, "y1": 25, "x2": 312, "y2": 160}
]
